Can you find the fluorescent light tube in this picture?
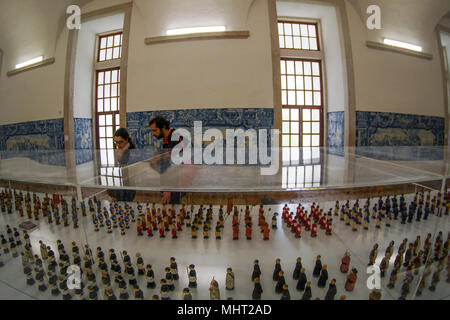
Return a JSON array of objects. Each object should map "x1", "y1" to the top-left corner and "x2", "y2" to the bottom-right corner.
[
  {"x1": 166, "y1": 26, "x2": 226, "y2": 36},
  {"x1": 15, "y1": 56, "x2": 44, "y2": 69},
  {"x1": 383, "y1": 39, "x2": 422, "y2": 52}
]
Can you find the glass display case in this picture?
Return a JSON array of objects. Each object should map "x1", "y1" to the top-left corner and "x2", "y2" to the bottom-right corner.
[{"x1": 0, "y1": 147, "x2": 448, "y2": 300}]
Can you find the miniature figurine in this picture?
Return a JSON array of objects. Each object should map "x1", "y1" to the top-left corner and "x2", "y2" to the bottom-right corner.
[
  {"x1": 345, "y1": 268, "x2": 358, "y2": 291},
  {"x1": 145, "y1": 264, "x2": 156, "y2": 288},
  {"x1": 340, "y1": 251, "x2": 350, "y2": 273},
  {"x1": 369, "y1": 289, "x2": 381, "y2": 300},
  {"x1": 226, "y1": 267, "x2": 235, "y2": 290},
  {"x1": 280, "y1": 284, "x2": 290, "y2": 300},
  {"x1": 275, "y1": 271, "x2": 286, "y2": 294},
  {"x1": 301, "y1": 281, "x2": 312, "y2": 300},
  {"x1": 317, "y1": 265, "x2": 328, "y2": 288},
  {"x1": 183, "y1": 288, "x2": 192, "y2": 300},
  {"x1": 293, "y1": 257, "x2": 302, "y2": 280},
  {"x1": 252, "y1": 259, "x2": 261, "y2": 281},
  {"x1": 312, "y1": 255, "x2": 322, "y2": 277},
  {"x1": 387, "y1": 269, "x2": 398, "y2": 289},
  {"x1": 188, "y1": 264, "x2": 197, "y2": 288},
  {"x1": 296, "y1": 268, "x2": 307, "y2": 291},
  {"x1": 209, "y1": 278, "x2": 220, "y2": 300},
  {"x1": 324, "y1": 279, "x2": 337, "y2": 300},
  {"x1": 273, "y1": 259, "x2": 282, "y2": 281}
]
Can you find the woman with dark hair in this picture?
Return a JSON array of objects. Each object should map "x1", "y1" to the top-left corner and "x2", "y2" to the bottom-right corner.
[{"x1": 106, "y1": 128, "x2": 137, "y2": 202}]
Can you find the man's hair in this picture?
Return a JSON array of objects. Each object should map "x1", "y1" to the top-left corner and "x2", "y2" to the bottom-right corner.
[{"x1": 149, "y1": 116, "x2": 170, "y2": 130}]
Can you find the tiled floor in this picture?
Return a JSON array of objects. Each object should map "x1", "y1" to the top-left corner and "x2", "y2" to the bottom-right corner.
[{"x1": 0, "y1": 190, "x2": 449, "y2": 300}]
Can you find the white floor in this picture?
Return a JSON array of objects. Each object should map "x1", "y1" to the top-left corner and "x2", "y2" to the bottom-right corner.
[{"x1": 0, "y1": 190, "x2": 449, "y2": 300}]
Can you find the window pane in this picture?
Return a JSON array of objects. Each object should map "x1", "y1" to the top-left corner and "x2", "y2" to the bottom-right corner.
[
  {"x1": 100, "y1": 37, "x2": 107, "y2": 49},
  {"x1": 313, "y1": 77, "x2": 321, "y2": 90},
  {"x1": 101, "y1": 150, "x2": 107, "y2": 165},
  {"x1": 296, "y1": 91, "x2": 304, "y2": 105},
  {"x1": 312, "y1": 135, "x2": 320, "y2": 147},
  {"x1": 116, "y1": 114, "x2": 120, "y2": 125},
  {"x1": 291, "y1": 135, "x2": 299, "y2": 147},
  {"x1": 310, "y1": 39, "x2": 318, "y2": 51},
  {"x1": 303, "y1": 135, "x2": 311, "y2": 147},
  {"x1": 290, "y1": 109, "x2": 299, "y2": 121},
  {"x1": 303, "y1": 147, "x2": 311, "y2": 163},
  {"x1": 288, "y1": 91, "x2": 296, "y2": 105},
  {"x1": 98, "y1": 72, "x2": 104, "y2": 85},
  {"x1": 282, "y1": 122, "x2": 290, "y2": 134},
  {"x1": 287, "y1": 76, "x2": 295, "y2": 90},
  {"x1": 97, "y1": 99, "x2": 104, "y2": 112},
  {"x1": 303, "y1": 62, "x2": 311, "y2": 75},
  {"x1": 301, "y1": 37, "x2": 310, "y2": 50},
  {"x1": 105, "y1": 71, "x2": 111, "y2": 83},
  {"x1": 290, "y1": 147, "x2": 300, "y2": 165},
  {"x1": 292, "y1": 24, "x2": 300, "y2": 36},
  {"x1": 282, "y1": 108, "x2": 290, "y2": 121},
  {"x1": 293, "y1": 37, "x2": 301, "y2": 49},
  {"x1": 111, "y1": 70, "x2": 118, "y2": 83},
  {"x1": 114, "y1": 34, "x2": 121, "y2": 46},
  {"x1": 111, "y1": 98, "x2": 117, "y2": 111},
  {"x1": 314, "y1": 92, "x2": 321, "y2": 106},
  {"x1": 282, "y1": 147, "x2": 290, "y2": 163},
  {"x1": 106, "y1": 114, "x2": 113, "y2": 125},
  {"x1": 104, "y1": 98, "x2": 111, "y2": 112},
  {"x1": 295, "y1": 61, "x2": 303, "y2": 75},
  {"x1": 279, "y1": 36, "x2": 285, "y2": 48},
  {"x1": 285, "y1": 36, "x2": 293, "y2": 49},
  {"x1": 281, "y1": 76, "x2": 287, "y2": 90},
  {"x1": 106, "y1": 48, "x2": 113, "y2": 60},
  {"x1": 99, "y1": 50, "x2": 106, "y2": 61},
  {"x1": 284, "y1": 23, "x2": 292, "y2": 35},
  {"x1": 304, "y1": 76, "x2": 312, "y2": 90},
  {"x1": 107, "y1": 150, "x2": 114, "y2": 164},
  {"x1": 107, "y1": 139, "x2": 113, "y2": 150},
  {"x1": 305, "y1": 166, "x2": 312, "y2": 183},
  {"x1": 106, "y1": 126, "x2": 113, "y2": 138},
  {"x1": 278, "y1": 23, "x2": 284, "y2": 35},
  {"x1": 107, "y1": 36, "x2": 114, "y2": 47},
  {"x1": 99, "y1": 115, "x2": 105, "y2": 126},
  {"x1": 100, "y1": 139, "x2": 106, "y2": 149},
  {"x1": 312, "y1": 147, "x2": 320, "y2": 160},
  {"x1": 312, "y1": 109, "x2": 320, "y2": 121},
  {"x1": 303, "y1": 122, "x2": 311, "y2": 134},
  {"x1": 300, "y1": 24, "x2": 308, "y2": 36},
  {"x1": 308, "y1": 25, "x2": 316, "y2": 37},
  {"x1": 282, "y1": 135, "x2": 290, "y2": 147},
  {"x1": 291, "y1": 122, "x2": 299, "y2": 134},
  {"x1": 97, "y1": 86, "x2": 103, "y2": 99},
  {"x1": 305, "y1": 92, "x2": 313, "y2": 105},
  {"x1": 286, "y1": 61, "x2": 294, "y2": 74},
  {"x1": 113, "y1": 47, "x2": 120, "y2": 59},
  {"x1": 280, "y1": 61, "x2": 286, "y2": 74},
  {"x1": 303, "y1": 109, "x2": 311, "y2": 121},
  {"x1": 312, "y1": 122, "x2": 320, "y2": 134},
  {"x1": 111, "y1": 84, "x2": 118, "y2": 97},
  {"x1": 296, "y1": 76, "x2": 304, "y2": 90},
  {"x1": 104, "y1": 85, "x2": 111, "y2": 98},
  {"x1": 314, "y1": 165, "x2": 321, "y2": 182},
  {"x1": 282, "y1": 91, "x2": 287, "y2": 105},
  {"x1": 99, "y1": 127, "x2": 106, "y2": 138},
  {"x1": 312, "y1": 62, "x2": 320, "y2": 76}
]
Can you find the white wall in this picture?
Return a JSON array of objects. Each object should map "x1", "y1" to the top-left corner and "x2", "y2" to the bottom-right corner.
[
  {"x1": 276, "y1": 1, "x2": 347, "y2": 113},
  {"x1": 0, "y1": 0, "x2": 70, "y2": 125},
  {"x1": 346, "y1": 0, "x2": 450, "y2": 117},
  {"x1": 73, "y1": 13, "x2": 124, "y2": 119}
]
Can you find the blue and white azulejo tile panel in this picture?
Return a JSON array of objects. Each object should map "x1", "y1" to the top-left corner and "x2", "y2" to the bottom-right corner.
[
  {"x1": 74, "y1": 118, "x2": 93, "y2": 165},
  {"x1": 0, "y1": 118, "x2": 65, "y2": 166}
]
